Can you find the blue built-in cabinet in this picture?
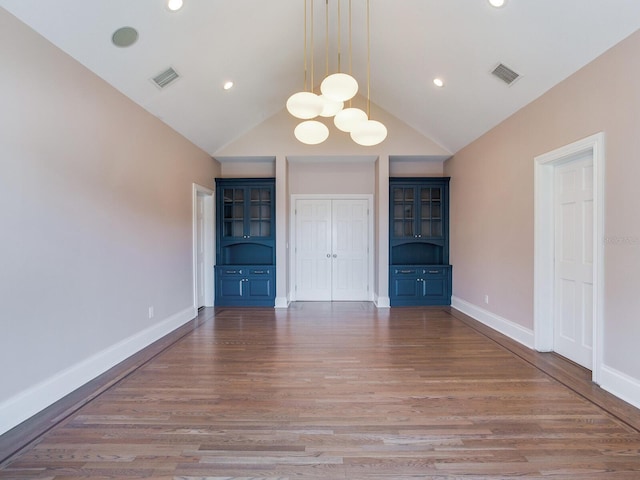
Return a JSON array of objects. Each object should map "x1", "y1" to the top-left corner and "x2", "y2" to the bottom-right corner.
[
  {"x1": 389, "y1": 177, "x2": 452, "y2": 306},
  {"x1": 215, "y1": 178, "x2": 275, "y2": 306}
]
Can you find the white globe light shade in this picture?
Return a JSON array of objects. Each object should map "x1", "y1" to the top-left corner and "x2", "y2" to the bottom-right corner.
[
  {"x1": 294, "y1": 120, "x2": 329, "y2": 145},
  {"x1": 320, "y1": 73, "x2": 359, "y2": 102},
  {"x1": 334, "y1": 107, "x2": 368, "y2": 133},
  {"x1": 319, "y1": 95, "x2": 344, "y2": 117},
  {"x1": 351, "y1": 120, "x2": 388, "y2": 146},
  {"x1": 286, "y1": 91, "x2": 324, "y2": 119}
]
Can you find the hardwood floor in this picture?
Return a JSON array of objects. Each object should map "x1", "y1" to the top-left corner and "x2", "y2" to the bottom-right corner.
[{"x1": 2, "y1": 303, "x2": 640, "y2": 479}]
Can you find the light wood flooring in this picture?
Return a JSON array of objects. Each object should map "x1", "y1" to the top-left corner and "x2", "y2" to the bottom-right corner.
[{"x1": 2, "y1": 303, "x2": 640, "y2": 479}]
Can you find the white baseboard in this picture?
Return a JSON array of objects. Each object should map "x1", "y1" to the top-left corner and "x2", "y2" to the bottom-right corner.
[
  {"x1": 451, "y1": 296, "x2": 535, "y2": 349},
  {"x1": 274, "y1": 297, "x2": 289, "y2": 309},
  {"x1": 375, "y1": 295, "x2": 390, "y2": 308},
  {"x1": 599, "y1": 365, "x2": 640, "y2": 410},
  {"x1": 0, "y1": 305, "x2": 196, "y2": 436}
]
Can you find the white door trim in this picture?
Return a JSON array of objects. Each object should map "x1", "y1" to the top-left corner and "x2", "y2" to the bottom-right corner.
[
  {"x1": 192, "y1": 183, "x2": 215, "y2": 309},
  {"x1": 290, "y1": 194, "x2": 375, "y2": 302},
  {"x1": 534, "y1": 132, "x2": 605, "y2": 383}
]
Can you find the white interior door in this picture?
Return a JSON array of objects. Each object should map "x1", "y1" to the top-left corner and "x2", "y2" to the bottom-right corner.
[
  {"x1": 295, "y1": 198, "x2": 369, "y2": 301},
  {"x1": 553, "y1": 152, "x2": 594, "y2": 368},
  {"x1": 332, "y1": 199, "x2": 369, "y2": 300},
  {"x1": 295, "y1": 199, "x2": 333, "y2": 300}
]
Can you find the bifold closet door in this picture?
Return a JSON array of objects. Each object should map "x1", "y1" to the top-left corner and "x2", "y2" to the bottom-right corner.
[{"x1": 295, "y1": 198, "x2": 369, "y2": 301}]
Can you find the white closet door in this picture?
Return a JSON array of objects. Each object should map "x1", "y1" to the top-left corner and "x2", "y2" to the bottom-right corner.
[
  {"x1": 294, "y1": 198, "x2": 369, "y2": 301},
  {"x1": 332, "y1": 199, "x2": 369, "y2": 300},
  {"x1": 295, "y1": 199, "x2": 333, "y2": 300}
]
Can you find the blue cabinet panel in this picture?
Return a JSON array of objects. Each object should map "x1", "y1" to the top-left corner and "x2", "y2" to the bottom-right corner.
[{"x1": 394, "y1": 278, "x2": 421, "y2": 298}]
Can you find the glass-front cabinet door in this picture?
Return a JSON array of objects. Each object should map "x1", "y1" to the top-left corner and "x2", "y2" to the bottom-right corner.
[
  {"x1": 222, "y1": 187, "x2": 245, "y2": 239},
  {"x1": 392, "y1": 187, "x2": 415, "y2": 238},
  {"x1": 419, "y1": 186, "x2": 442, "y2": 238},
  {"x1": 392, "y1": 185, "x2": 444, "y2": 239},
  {"x1": 222, "y1": 185, "x2": 273, "y2": 240},
  {"x1": 249, "y1": 187, "x2": 272, "y2": 238}
]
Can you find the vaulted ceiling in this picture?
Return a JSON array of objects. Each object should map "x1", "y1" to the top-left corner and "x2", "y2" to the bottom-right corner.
[{"x1": 2, "y1": 0, "x2": 640, "y2": 155}]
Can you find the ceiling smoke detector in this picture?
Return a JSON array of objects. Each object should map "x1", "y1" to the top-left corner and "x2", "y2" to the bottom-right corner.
[
  {"x1": 151, "y1": 67, "x2": 180, "y2": 89},
  {"x1": 491, "y1": 63, "x2": 520, "y2": 85},
  {"x1": 111, "y1": 26, "x2": 138, "y2": 48}
]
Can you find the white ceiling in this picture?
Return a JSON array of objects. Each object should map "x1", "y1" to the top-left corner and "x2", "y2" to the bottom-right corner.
[{"x1": 2, "y1": 0, "x2": 640, "y2": 155}]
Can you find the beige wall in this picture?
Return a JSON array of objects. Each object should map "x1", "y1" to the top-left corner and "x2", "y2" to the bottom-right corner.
[
  {"x1": 218, "y1": 159, "x2": 275, "y2": 178},
  {"x1": 0, "y1": 9, "x2": 218, "y2": 434},
  {"x1": 390, "y1": 159, "x2": 445, "y2": 177},
  {"x1": 445, "y1": 29, "x2": 640, "y2": 391},
  {"x1": 288, "y1": 160, "x2": 375, "y2": 195}
]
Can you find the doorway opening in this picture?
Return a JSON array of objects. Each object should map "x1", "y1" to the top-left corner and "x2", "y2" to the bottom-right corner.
[{"x1": 192, "y1": 184, "x2": 214, "y2": 309}]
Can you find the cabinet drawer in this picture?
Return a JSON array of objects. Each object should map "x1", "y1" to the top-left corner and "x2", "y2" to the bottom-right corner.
[
  {"x1": 422, "y1": 267, "x2": 447, "y2": 276},
  {"x1": 219, "y1": 267, "x2": 244, "y2": 276},
  {"x1": 248, "y1": 267, "x2": 271, "y2": 276},
  {"x1": 392, "y1": 267, "x2": 419, "y2": 276}
]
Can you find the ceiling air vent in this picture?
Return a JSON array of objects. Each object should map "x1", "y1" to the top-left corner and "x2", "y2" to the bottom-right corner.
[
  {"x1": 491, "y1": 63, "x2": 520, "y2": 85},
  {"x1": 151, "y1": 67, "x2": 180, "y2": 89}
]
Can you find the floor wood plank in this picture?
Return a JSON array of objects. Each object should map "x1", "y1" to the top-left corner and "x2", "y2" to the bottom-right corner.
[{"x1": 2, "y1": 303, "x2": 640, "y2": 479}]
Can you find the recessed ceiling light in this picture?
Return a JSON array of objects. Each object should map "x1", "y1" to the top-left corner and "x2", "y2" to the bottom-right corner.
[
  {"x1": 167, "y1": 0, "x2": 183, "y2": 11},
  {"x1": 223, "y1": 81, "x2": 234, "y2": 90},
  {"x1": 489, "y1": 0, "x2": 506, "y2": 7},
  {"x1": 433, "y1": 78, "x2": 444, "y2": 88}
]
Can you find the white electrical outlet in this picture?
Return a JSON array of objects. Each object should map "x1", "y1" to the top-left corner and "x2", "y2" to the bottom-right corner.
[
  {"x1": 148, "y1": 306, "x2": 154, "y2": 319},
  {"x1": 484, "y1": 295, "x2": 489, "y2": 304}
]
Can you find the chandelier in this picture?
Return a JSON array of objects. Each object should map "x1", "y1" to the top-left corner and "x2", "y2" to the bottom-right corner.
[{"x1": 286, "y1": 0, "x2": 387, "y2": 146}]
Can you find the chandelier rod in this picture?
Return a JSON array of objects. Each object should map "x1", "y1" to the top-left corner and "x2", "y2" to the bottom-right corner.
[
  {"x1": 303, "y1": 0, "x2": 308, "y2": 91},
  {"x1": 325, "y1": 0, "x2": 329, "y2": 77},
  {"x1": 349, "y1": 0, "x2": 353, "y2": 76},
  {"x1": 366, "y1": 0, "x2": 371, "y2": 116},
  {"x1": 310, "y1": 0, "x2": 315, "y2": 91},
  {"x1": 337, "y1": 0, "x2": 342, "y2": 72}
]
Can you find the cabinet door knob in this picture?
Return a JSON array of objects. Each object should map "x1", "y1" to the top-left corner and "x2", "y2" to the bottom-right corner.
[
  {"x1": 332, "y1": 254, "x2": 337, "y2": 258},
  {"x1": 327, "y1": 253, "x2": 331, "y2": 258}
]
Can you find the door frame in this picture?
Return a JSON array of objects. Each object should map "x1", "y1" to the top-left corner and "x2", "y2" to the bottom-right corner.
[
  {"x1": 289, "y1": 194, "x2": 374, "y2": 302},
  {"x1": 192, "y1": 183, "x2": 215, "y2": 309},
  {"x1": 533, "y1": 132, "x2": 605, "y2": 383}
]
